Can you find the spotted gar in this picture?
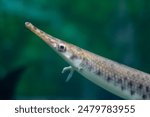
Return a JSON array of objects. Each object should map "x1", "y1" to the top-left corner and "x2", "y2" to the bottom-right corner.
[{"x1": 25, "y1": 22, "x2": 150, "y2": 99}]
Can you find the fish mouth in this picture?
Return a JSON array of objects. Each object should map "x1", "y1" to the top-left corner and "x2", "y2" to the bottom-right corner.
[{"x1": 25, "y1": 22, "x2": 60, "y2": 49}]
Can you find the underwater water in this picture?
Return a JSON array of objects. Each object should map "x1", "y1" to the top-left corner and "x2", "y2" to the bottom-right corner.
[{"x1": 0, "y1": 0, "x2": 150, "y2": 100}]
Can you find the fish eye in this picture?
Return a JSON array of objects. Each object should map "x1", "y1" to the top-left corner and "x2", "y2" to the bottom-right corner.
[{"x1": 58, "y1": 43, "x2": 66, "y2": 52}]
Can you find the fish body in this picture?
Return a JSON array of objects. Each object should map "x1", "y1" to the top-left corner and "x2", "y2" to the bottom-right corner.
[{"x1": 25, "y1": 22, "x2": 150, "y2": 99}]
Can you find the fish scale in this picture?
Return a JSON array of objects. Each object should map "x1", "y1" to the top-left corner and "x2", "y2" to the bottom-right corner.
[{"x1": 25, "y1": 22, "x2": 150, "y2": 99}]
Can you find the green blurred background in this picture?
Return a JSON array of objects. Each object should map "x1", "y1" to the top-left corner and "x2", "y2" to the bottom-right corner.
[{"x1": 0, "y1": 0, "x2": 150, "y2": 100}]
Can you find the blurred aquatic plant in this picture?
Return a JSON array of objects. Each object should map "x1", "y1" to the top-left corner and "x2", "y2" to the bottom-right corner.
[{"x1": 0, "y1": 66, "x2": 26, "y2": 99}]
